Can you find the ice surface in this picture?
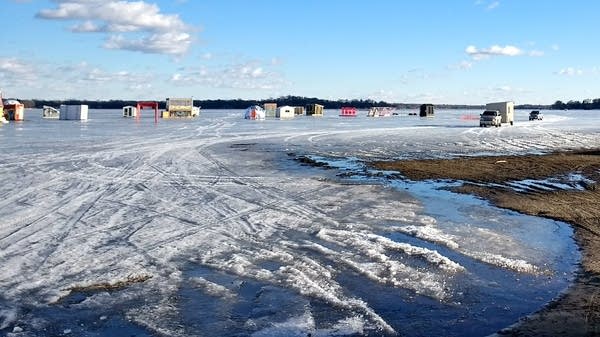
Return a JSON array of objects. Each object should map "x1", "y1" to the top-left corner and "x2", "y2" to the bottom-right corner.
[
  {"x1": 0, "y1": 308, "x2": 17, "y2": 330},
  {"x1": 0, "y1": 108, "x2": 594, "y2": 336}
]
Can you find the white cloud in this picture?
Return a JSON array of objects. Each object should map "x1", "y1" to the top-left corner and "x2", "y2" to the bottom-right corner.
[
  {"x1": 366, "y1": 89, "x2": 397, "y2": 102},
  {"x1": 0, "y1": 58, "x2": 30, "y2": 75},
  {"x1": 466, "y1": 85, "x2": 534, "y2": 104},
  {"x1": 43, "y1": 61, "x2": 156, "y2": 98},
  {"x1": 37, "y1": 1, "x2": 188, "y2": 32},
  {"x1": 551, "y1": 44, "x2": 560, "y2": 51},
  {"x1": 459, "y1": 60, "x2": 473, "y2": 69},
  {"x1": 466, "y1": 45, "x2": 522, "y2": 60},
  {"x1": 475, "y1": 0, "x2": 500, "y2": 10},
  {"x1": 251, "y1": 67, "x2": 263, "y2": 77},
  {"x1": 0, "y1": 58, "x2": 38, "y2": 86},
  {"x1": 487, "y1": 1, "x2": 500, "y2": 10},
  {"x1": 169, "y1": 60, "x2": 288, "y2": 90},
  {"x1": 271, "y1": 57, "x2": 283, "y2": 66},
  {"x1": 170, "y1": 73, "x2": 182, "y2": 82},
  {"x1": 556, "y1": 67, "x2": 583, "y2": 76},
  {"x1": 104, "y1": 32, "x2": 192, "y2": 55},
  {"x1": 398, "y1": 68, "x2": 431, "y2": 83},
  {"x1": 448, "y1": 60, "x2": 473, "y2": 70},
  {"x1": 55, "y1": 62, "x2": 151, "y2": 85},
  {"x1": 1, "y1": 57, "x2": 165, "y2": 99},
  {"x1": 36, "y1": 1, "x2": 193, "y2": 56},
  {"x1": 464, "y1": 44, "x2": 547, "y2": 63},
  {"x1": 404, "y1": 92, "x2": 445, "y2": 103},
  {"x1": 528, "y1": 50, "x2": 544, "y2": 57},
  {"x1": 554, "y1": 66, "x2": 600, "y2": 77},
  {"x1": 70, "y1": 20, "x2": 101, "y2": 32}
]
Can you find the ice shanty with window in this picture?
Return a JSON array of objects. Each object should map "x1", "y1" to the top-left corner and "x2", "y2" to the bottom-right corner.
[
  {"x1": 162, "y1": 98, "x2": 199, "y2": 118},
  {"x1": 419, "y1": 104, "x2": 435, "y2": 117},
  {"x1": 276, "y1": 105, "x2": 295, "y2": 119},
  {"x1": 306, "y1": 104, "x2": 324, "y2": 116},
  {"x1": 60, "y1": 104, "x2": 88, "y2": 120},
  {"x1": 122, "y1": 106, "x2": 138, "y2": 118}
]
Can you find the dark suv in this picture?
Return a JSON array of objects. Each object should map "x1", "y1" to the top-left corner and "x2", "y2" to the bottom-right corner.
[{"x1": 529, "y1": 110, "x2": 543, "y2": 121}]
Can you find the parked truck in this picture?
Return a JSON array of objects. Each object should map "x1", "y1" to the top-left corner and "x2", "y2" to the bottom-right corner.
[
  {"x1": 479, "y1": 110, "x2": 503, "y2": 127},
  {"x1": 484, "y1": 101, "x2": 514, "y2": 126}
]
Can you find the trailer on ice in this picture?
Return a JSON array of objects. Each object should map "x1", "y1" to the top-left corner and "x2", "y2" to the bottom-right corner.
[{"x1": 484, "y1": 101, "x2": 514, "y2": 125}]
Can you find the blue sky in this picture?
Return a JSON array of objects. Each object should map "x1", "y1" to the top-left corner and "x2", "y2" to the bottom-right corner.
[{"x1": 1, "y1": 0, "x2": 598, "y2": 104}]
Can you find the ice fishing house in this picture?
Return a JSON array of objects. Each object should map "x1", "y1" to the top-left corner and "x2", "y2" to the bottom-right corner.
[
  {"x1": 419, "y1": 104, "x2": 435, "y2": 117},
  {"x1": 306, "y1": 104, "x2": 324, "y2": 116}
]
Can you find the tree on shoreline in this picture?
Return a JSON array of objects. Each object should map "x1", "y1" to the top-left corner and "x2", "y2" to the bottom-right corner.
[{"x1": 551, "y1": 99, "x2": 600, "y2": 110}]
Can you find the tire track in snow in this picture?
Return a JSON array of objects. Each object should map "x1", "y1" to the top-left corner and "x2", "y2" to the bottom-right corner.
[
  {"x1": 188, "y1": 144, "x2": 461, "y2": 332},
  {"x1": 101, "y1": 143, "x2": 403, "y2": 329},
  {"x1": 8, "y1": 154, "x2": 148, "y2": 284}
]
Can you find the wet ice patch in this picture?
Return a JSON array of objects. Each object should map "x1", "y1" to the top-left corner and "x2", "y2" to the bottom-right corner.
[
  {"x1": 389, "y1": 224, "x2": 539, "y2": 273},
  {"x1": 390, "y1": 224, "x2": 460, "y2": 250},
  {"x1": 274, "y1": 255, "x2": 396, "y2": 334},
  {"x1": 474, "y1": 173, "x2": 597, "y2": 193},
  {"x1": 0, "y1": 109, "x2": 585, "y2": 336},
  {"x1": 189, "y1": 276, "x2": 237, "y2": 299},
  {"x1": 325, "y1": 316, "x2": 367, "y2": 336},
  {"x1": 251, "y1": 310, "x2": 315, "y2": 337},
  {"x1": 0, "y1": 308, "x2": 18, "y2": 330},
  {"x1": 314, "y1": 228, "x2": 462, "y2": 300},
  {"x1": 252, "y1": 312, "x2": 367, "y2": 337},
  {"x1": 464, "y1": 251, "x2": 538, "y2": 274},
  {"x1": 307, "y1": 156, "x2": 549, "y2": 275},
  {"x1": 318, "y1": 229, "x2": 464, "y2": 273}
]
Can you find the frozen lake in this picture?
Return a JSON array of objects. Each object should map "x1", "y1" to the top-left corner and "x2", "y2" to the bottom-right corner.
[{"x1": 1, "y1": 108, "x2": 598, "y2": 336}]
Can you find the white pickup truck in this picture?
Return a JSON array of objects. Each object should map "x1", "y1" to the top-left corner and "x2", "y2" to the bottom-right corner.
[{"x1": 479, "y1": 110, "x2": 502, "y2": 127}]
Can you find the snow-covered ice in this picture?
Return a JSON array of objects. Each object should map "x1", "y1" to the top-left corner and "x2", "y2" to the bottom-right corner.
[{"x1": 0, "y1": 108, "x2": 596, "y2": 336}]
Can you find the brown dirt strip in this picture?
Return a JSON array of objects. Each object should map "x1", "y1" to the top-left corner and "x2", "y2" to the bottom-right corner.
[{"x1": 370, "y1": 149, "x2": 600, "y2": 336}]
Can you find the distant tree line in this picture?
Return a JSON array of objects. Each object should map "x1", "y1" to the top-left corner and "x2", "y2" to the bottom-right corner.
[
  {"x1": 550, "y1": 99, "x2": 600, "y2": 110},
  {"x1": 19, "y1": 96, "x2": 482, "y2": 110},
  {"x1": 14, "y1": 96, "x2": 599, "y2": 110},
  {"x1": 515, "y1": 104, "x2": 550, "y2": 110}
]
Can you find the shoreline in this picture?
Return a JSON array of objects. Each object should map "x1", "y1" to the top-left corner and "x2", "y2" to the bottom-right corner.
[{"x1": 370, "y1": 149, "x2": 600, "y2": 336}]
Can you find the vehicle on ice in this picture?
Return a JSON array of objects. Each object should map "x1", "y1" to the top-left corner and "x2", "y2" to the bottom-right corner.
[
  {"x1": 484, "y1": 101, "x2": 514, "y2": 126},
  {"x1": 479, "y1": 110, "x2": 503, "y2": 127},
  {"x1": 529, "y1": 110, "x2": 543, "y2": 120}
]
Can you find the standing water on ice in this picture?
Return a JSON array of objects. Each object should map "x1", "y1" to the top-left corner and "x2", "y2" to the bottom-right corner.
[{"x1": 0, "y1": 109, "x2": 592, "y2": 336}]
